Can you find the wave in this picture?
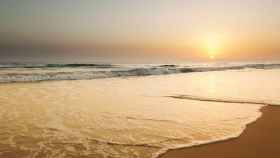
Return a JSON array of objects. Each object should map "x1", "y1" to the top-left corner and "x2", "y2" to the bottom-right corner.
[
  {"x1": 167, "y1": 94, "x2": 280, "y2": 106},
  {"x1": 0, "y1": 63, "x2": 115, "y2": 68},
  {"x1": 0, "y1": 63, "x2": 280, "y2": 83}
]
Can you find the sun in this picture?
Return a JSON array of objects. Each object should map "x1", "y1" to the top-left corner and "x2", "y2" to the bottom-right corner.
[{"x1": 203, "y1": 34, "x2": 222, "y2": 60}]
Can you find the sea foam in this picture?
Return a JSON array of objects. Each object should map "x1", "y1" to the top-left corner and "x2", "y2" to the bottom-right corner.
[{"x1": 0, "y1": 63, "x2": 279, "y2": 83}]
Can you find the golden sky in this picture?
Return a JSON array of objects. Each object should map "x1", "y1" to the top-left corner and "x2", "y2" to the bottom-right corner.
[{"x1": 1, "y1": 0, "x2": 280, "y2": 62}]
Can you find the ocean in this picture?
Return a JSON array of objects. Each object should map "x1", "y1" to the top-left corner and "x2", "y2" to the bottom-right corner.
[
  {"x1": 0, "y1": 62, "x2": 280, "y2": 83},
  {"x1": 0, "y1": 62, "x2": 280, "y2": 158}
]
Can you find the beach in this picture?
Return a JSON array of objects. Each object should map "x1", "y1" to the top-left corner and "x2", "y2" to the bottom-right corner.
[
  {"x1": 0, "y1": 68, "x2": 280, "y2": 158},
  {"x1": 160, "y1": 106, "x2": 280, "y2": 158}
]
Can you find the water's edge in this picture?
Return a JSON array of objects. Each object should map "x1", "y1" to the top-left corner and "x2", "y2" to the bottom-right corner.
[{"x1": 154, "y1": 94, "x2": 277, "y2": 158}]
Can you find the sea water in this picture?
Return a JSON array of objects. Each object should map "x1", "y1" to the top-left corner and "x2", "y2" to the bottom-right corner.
[{"x1": 0, "y1": 66, "x2": 280, "y2": 158}]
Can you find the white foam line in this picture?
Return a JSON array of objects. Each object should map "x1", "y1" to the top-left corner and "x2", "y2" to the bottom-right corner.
[
  {"x1": 153, "y1": 94, "x2": 280, "y2": 158},
  {"x1": 153, "y1": 105, "x2": 264, "y2": 158},
  {"x1": 167, "y1": 94, "x2": 280, "y2": 106}
]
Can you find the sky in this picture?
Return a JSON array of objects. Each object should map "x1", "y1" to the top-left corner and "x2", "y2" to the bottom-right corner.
[{"x1": 0, "y1": 0, "x2": 280, "y2": 63}]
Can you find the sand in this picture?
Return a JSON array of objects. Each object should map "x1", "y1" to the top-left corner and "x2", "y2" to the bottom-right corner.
[
  {"x1": 160, "y1": 106, "x2": 280, "y2": 158},
  {"x1": 1, "y1": 69, "x2": 280, "y2": 158}
]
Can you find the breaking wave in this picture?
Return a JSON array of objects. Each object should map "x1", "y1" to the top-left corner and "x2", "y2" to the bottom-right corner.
[
  {"x1": 0, "y1": 63, "x2": 280, "y2": 83},
  {"x1": 0, "y1": 63, "x2": 115, "y2": 68}
]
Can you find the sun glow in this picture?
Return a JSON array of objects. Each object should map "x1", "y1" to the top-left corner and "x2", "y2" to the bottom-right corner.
[{"x1": 203, "y1": 34, "x2": 223, "y2": 60}]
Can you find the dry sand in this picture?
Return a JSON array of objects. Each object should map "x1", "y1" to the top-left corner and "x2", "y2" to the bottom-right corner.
[{"x1": 160, "y1": 106, "x2": 280, "y2": 158}]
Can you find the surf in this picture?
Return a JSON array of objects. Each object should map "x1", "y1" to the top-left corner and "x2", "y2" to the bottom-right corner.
[{"x1": 0, "y1": 63, "x2": 280, "y2": 83}]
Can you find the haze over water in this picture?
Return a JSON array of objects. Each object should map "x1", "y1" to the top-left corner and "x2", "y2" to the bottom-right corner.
[{"x1": 1, "y1": 0, "x2": 280, "y2": 62}]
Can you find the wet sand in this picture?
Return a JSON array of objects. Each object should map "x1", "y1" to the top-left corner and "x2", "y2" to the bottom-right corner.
[
  {"x1": 160, "y1": 106, "x2": 280, "y2": 158},
  {"x1": 1, "y1": 70, "x2": 280, "y2": 158}
]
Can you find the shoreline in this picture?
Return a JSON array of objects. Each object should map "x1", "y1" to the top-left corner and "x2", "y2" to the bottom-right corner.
[{"x1": 159, "y1": 106, "x2": 280, "y2": 158}]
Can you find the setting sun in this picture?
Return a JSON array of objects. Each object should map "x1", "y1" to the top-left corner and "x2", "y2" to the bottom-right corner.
[{"x1": 204, "y1": 34, "x2": 223, "y2": 60}]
